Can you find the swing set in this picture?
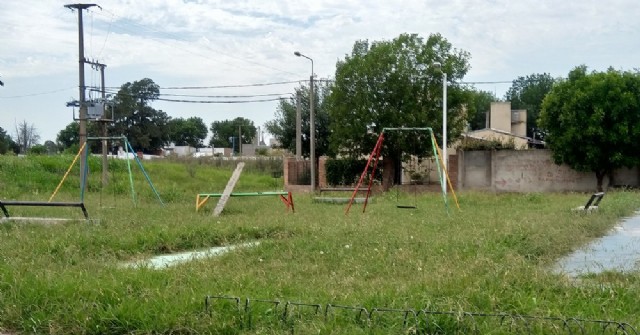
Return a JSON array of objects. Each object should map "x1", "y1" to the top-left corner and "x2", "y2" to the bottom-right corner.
[
  {"x1": 345, "y1": 127, "x2": 460, "y2": 214},
  {"x1": 0, "y1": 136, "x2": 163, "y2": 223}
]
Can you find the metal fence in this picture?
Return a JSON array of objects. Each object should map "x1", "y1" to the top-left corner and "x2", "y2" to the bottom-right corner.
[{"x1": 204, "y1": 295, "x2": 638, "y2": 334}]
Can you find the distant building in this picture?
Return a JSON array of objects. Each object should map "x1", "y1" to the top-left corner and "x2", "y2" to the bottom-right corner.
[{"x1": 461, "y1": 102, "x2": 544, "y2": 149}]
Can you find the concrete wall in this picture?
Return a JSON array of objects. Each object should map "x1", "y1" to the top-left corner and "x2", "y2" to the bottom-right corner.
[{"x1": 457, "y1": 149, "x2": 640, "y2": 192}]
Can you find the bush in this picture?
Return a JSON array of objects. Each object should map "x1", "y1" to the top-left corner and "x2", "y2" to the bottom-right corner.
[
  {"x1": 458, "y1": 136, "x2": 516, "y2": 151},
  {"x1": 325, "y1": 158, "x2": 381, "y2": 186}
]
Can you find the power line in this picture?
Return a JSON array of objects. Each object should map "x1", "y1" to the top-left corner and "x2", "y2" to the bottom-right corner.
[
  {"x1": 158, "y1": 92, "x2": 290, "y2": 98},
  {"x1": 461, "y1": 80, "x2": 512, "y2": 84},
  {"x1": 161, "y1": 80, "x2": 303, "y2": 90},
  {"x1": 0, "y1": 87, "x2": 76, "y2": 99},
  {"x1": 90, "y1": 8, "x2": 299, "y2": 77},
  {"x1": 156, "y1": 97, "x2": 284, "y2": 104}
]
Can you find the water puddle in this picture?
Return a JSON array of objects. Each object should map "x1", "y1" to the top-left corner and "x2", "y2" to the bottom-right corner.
[
  {"x1": 124, "y1": 242, "x2": 259, "y2": 269},
  {"x1": 555, "y1": 213, "x2": 640, "y2": 276}
]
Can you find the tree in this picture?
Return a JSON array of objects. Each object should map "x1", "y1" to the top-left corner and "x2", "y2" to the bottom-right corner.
[
  {"x1": 265, "y1": 81, "x2": 331, "y2": 158},
  {"x1": 505, "y1": 73, "x2": 555, "y2": 139},
  {"x1": 13, "y1": 120, "x2": 40, "y2": 154},
  {"x1": 168, "y1": 117, "x2": 208, "y2": 148},
  {"x1": 43, "y1": 140, "x2": 58, "y2": 155},
  {"x1": 327, "y1": 33, "x2": 471, "y2": 190},
  {"x1": 56, "y1": 121, "x2": 101, "y2": 153},
  {"x1": 466, "y1": 89, "x2": 497, "y2": 130},
  {"x1": 209, "y1": 117, "x2": 257, "y2": 153},
  {"x1": 109, "y1": 78, "x2": 170, "y2": 153},
  {"x1": 539, "y1": 66, "x2": 640, "y2": 191},
  {"x1": 0, "y1": 126, "x2": 18, "y2": 154}
]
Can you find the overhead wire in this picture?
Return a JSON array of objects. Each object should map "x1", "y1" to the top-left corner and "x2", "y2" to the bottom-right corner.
[
  {"x1": 156, "y1": 97, "x2": 284, "y2": 104},
  {"x1": 89, "y1": 8, "x2": 299, "y2": 77}
]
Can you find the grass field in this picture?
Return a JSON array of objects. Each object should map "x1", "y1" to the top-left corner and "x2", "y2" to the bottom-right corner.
[{"x1": 1, "y1": 155, "x2": 640, "y2": 334}]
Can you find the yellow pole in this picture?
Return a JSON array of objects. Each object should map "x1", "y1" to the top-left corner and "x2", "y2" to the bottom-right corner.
[
  {"x1": 431, "y1": 133, "x2": 461, "y2": 210},
  {"x1": 49, "y1": 142, "x2": 87, "y2": 202}
]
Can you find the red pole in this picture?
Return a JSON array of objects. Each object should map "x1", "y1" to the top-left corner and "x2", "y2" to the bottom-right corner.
[{"x1": 345, "y1": 133, "x2": 385, "y2": 214}]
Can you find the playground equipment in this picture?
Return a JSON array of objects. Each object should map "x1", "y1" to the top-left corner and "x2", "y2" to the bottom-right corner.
[
  {"x1": 51, "y1": 136, "x2": 164, "y2": 207},
  {"x1": 345, "y1": 127, "x2": 460, "y2": 214},
  {"x1": 0, "y1": 143, "x2": 91, "y2": 222},
  {"x1": 313, "y1": 187, "x2": 370, "y2": 204},
  {"x1": 196, "y1": 162, "x2": 294, "y2": 216},
  {"x1": 1, "y1": 136, "x2": 164, "y2": 223}
]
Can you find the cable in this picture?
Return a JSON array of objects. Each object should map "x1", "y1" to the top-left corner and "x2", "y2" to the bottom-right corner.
[
  {"x1": 161, "y1": 80, "x2": 303, "y2": 90},
  {"x1": 90, "y1": 8, "x2": 299, "y2": 77},
  {"x1": 156, "y1": 97, "x2": 284, "y2": 104},
  {"x1": 0, "y1": 87, "x2": 76, "y2": 99},
  {"x1": 158, "y1": 92, "x2": 290, "y2": 98}
]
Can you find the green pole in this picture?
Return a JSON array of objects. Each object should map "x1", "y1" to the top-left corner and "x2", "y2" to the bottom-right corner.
[
  {"x1": 429, "y1": 130, "x2": 449, "y2": 211},
  {"x1": 127, "y1": 141, "x2": 165, "y2": 207},
  {"x1": 124, "y1": 138, "x2": 137, "y2": 207}
]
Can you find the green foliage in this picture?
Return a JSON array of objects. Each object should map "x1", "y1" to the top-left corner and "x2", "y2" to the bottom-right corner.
[
  {"x1": 458, "y1": 136, "x2": 516, "y2": 151},
  {"x1": 0, "y1": 126, "x2": 18, "y2": 154},
  {"x1": 505, "y1": 73, "x2": 556, "y2": 138},
  {"x1": 2, "y1": 159, "x2": 640, "y2": 334},
  {"x1": 108, "y1": 78, "x2": 170, "y2": 153},
  {"x1": 57, "y1": 122, "x2": 103, "y2": 153},
  {"x1": 27, "y1": 144, "x2": 47, "y2": 155},
  {"x1": 209, "y1": 117, "x2": 257, "y2": 152},
  {"x1": 328, "y1": 33, "x2": 471, "y2": 188},
  {"x1": 466, "y1": 89, "x2": 497, "y2": 130},
  {"x1": 265, "y1": 81, "x2": 332, "y2": 158},
  {"x1": 325, "y1": 158, "x2": 377, "y2": 186},
  {"x1": 167, "y1": 116, "x2": 208, "y2": 148},
  {"x1": 539, "y1": 66, "x2": 640, "y2": 190}
]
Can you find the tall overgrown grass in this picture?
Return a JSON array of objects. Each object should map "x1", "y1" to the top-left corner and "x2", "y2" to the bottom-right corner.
[{"x1": 1, "y1": 155, "x2": 640, "y2": 334}]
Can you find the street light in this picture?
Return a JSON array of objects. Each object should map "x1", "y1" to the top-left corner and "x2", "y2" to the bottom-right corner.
[
  {"x1": 433, "y1": 62, "x2": 447, "y2": 195},
  {"x1": 294, "y1": 51, "x2": 315, "y2": 191}
]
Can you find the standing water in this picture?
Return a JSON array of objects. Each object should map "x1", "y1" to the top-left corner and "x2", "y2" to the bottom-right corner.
[{"x1": 555, "y1": 213, "x2": 640, "y2": 276}]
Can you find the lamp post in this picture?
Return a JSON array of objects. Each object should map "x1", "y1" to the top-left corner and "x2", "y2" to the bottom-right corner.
[
  {"x1": 294, "y1": 51, "x2": 315, "y2": 190},
  {"x1": 433, "y1": 62, "x2": 447, "y2": 195}
]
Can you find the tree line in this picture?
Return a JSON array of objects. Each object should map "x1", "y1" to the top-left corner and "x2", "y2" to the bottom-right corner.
[
  {"x1": 3, "y1": 32, "x2": 639, "y2": 192},
  {"x1": 266, "y1": 33, "x2": 640, "y2": 191},
  {"x1": 54, "y1": 78, "x2": 257, "y2": 155}
]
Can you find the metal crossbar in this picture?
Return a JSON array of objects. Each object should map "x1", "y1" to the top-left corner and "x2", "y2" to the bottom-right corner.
[
  {"x1": 204, "y1": 295, "x2": 639, "y2": 334},
  {"x1": 0, "y1": 200, "x2": 89, "y2": 220}
]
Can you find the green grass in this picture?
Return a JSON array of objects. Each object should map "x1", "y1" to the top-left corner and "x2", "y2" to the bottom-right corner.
[{"x1": 1, "y1": 155, "x2": 640, "y2": 334}]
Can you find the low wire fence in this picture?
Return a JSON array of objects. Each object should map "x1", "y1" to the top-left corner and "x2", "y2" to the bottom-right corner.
[{"x1": 204, "y1": 295, "x2": 638, "y2": 334}]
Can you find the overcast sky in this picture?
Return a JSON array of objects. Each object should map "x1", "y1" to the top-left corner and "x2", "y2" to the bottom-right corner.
[{"x1": 1, "y1": 0, "x2": 639, "y2": 144}]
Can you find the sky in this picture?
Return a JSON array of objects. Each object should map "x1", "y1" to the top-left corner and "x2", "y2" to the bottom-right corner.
[{"x1": 1, "y1": 0, "x2": 639, "y2": 144}]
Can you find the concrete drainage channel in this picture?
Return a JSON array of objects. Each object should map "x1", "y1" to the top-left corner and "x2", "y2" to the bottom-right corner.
[
  {"x1": 123, "y1": 242, "x2": 259, "y2": 269},
  {"x1": 555, "y1": 212, "x2": 640, "y2": 276}
]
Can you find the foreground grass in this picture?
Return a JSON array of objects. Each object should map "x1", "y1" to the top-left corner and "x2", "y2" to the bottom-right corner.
[{"x1": 1, "y1": 155, "x2": 640, "y2": 334}]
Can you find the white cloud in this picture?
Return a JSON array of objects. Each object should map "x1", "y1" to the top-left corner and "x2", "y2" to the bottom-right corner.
[{"x1": 1, "y1": 0, "x2": 639, "y2": 142}]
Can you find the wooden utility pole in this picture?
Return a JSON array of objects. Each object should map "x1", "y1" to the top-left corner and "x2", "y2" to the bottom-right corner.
[
  {"x1": 85, "y1": 60, "x2": 109, "y2": 186},
  {"x1": 65, "y1": 3, "x2": 98, "y2": 192}
]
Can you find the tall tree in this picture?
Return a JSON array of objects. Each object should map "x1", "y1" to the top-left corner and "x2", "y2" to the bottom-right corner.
[
  {"x1": 13, "y1": 120, "x2": 40, "y2": 154},
  {"x1": 209, "y1": 117, "x2": 257, "y2": 153},
  {"x1": 57, "y1": 121, "x2": 101, "y2": 153},
  {"x1": 539, "y1": 66, "x2": 640, "y2": 191},
  {"x1": 328, "y1": 33, "x2": 471, "y2": 190},
  {"x1": 168, "y1": 117, "x2": 208, "y2": 148},
  {"x1": 0, "y1": 126, "x2": 18, "y2": 154},
  {"x1": 466, "y1": 89, "x2": 497, "y2": 130},
  {"x1": 504, "y1": 73, "x2": 555, "y2": 139},
  {"x1": 109, "y1": 78, "x2": 170, "y2": 153},
  {"x1": 265, "y1": 80, "x2": 331, "y2": 158}
]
